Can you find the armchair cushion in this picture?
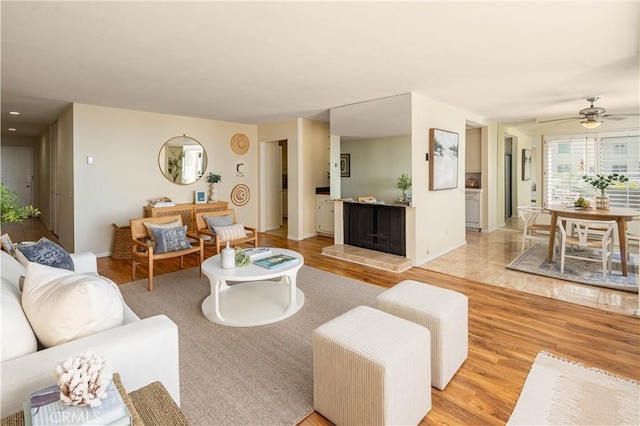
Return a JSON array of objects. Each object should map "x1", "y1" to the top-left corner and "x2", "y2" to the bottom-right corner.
[
  {"x1": 15, "y1": 237, "x2": 74, "y2": 271},
  {"x1": 204, "y1": 214, "x2": 234, "y2": 233},
  {"x1": 143, "y1": 220, "x2": 181, "y2": 242},
  {"x1": 213, "y1": 223, "x2": 248, "y2": 241},
  {"x1": 152, "y1": 226, "x2": 192, "y2": 254},
  {"x1": 22, "y1": 262, "x2": 124, "y2": 348}
]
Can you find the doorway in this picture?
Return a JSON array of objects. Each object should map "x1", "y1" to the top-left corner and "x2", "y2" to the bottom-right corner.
[
  {"x1": 504, "y1": 136, "x2": 513, "y2": 220},
  {"x1": 261, "y1": 139, "x2": 288, "y2": 237},
  {"x1": 1, "y1": 146, "x2": 34, "y2": 207}
]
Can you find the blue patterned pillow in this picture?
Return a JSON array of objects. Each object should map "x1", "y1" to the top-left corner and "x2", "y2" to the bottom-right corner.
[
  {"x1": 204, "y1": 214, "x2": 234, "y2": 234},
  {"x1": 16, "y1": 237, "x2": 74, "y2": 271},
  {"x1": 152, "y1": 226, "x2": 192, "y2": 254}
]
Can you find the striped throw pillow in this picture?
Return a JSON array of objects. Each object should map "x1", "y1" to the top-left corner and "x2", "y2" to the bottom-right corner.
[{"x1": 213, "y1": 223, "x2": 248, "y2": 242}]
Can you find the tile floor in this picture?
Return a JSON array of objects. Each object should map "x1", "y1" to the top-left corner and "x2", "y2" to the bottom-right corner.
[{"x1": 419, "y1": 226, "x2": 639, "y2": 317}]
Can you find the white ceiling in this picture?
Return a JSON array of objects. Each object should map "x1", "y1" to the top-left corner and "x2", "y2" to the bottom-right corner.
[{"x1": 2, "y1": 1, "x2": 639, "y2": 138}]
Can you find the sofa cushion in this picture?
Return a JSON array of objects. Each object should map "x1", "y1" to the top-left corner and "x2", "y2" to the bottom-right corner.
[
  {"x1": 1, "y1": 276, "x2": 38, "y2": 362},
  {"x1": 213, "y1": 223, "x2": 248, "y2": 242},
  {"x1": 22, "y1": 262, "x2": 124, "y2": 348},
  {"x1": 15, "y1": 237, "x2": 74, "y2": 271},
  {"x1": 152, "y1": 225, "x2": 192, "y2": 254},
  {"x1": 204, "y1": 214, "x2": 234, "y2": 234}
]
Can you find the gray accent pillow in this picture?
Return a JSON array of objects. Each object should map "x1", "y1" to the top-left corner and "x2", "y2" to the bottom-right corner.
[
  {"x1": 204, "y1": 215, "x2": 234, "y2": 234},
  {"x1": 16, "y1": 237, "x2": 74, "y2": 271},
  {"x1": 152, "y1": 226, "x2": 192, "y2": 254}
]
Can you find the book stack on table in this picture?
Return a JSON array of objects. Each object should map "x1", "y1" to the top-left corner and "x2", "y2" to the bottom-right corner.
[
  {"x1": 243, "y1": 247, "x2": 273, "y2": 262},
  {"x1": 24, "y1": 381, "x2": 131, "y2": 426},
  {"x1": 253, "y1": 253, "x2": 298, "y2": 269}
]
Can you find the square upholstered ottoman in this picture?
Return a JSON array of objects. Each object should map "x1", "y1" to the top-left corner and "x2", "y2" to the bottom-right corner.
[
  {"x1": 376, "y1": 280, "x2": 468, "y2": 390},
  {"x1": 313, "y1": 305, "x2": 431, "y2": 426}
]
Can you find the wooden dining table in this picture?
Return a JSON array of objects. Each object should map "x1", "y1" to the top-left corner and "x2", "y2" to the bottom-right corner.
[{"x1": 546, "y1": 205, "x2": 640, "y2": 276}]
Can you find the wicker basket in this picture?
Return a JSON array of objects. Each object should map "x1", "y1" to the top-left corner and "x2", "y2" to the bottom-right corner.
[{"x1": 112, "y1": 223, "x2": 132, "y2": 260}]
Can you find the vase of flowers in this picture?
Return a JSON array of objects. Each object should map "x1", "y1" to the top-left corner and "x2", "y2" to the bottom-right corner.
[
  {"x1": 582, "y1": 173, "x2": 628, "y2": 210},
  {"x1": 207, "y1": 173, "x2": 222, "y2": 203},
  {"x1": 396, "y1": 173, "x2": 412, "y2": 202}
]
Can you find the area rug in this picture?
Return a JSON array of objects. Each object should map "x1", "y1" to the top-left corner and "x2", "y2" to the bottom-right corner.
[
  {"x1": 508, "y1": 351, "x2": 639, "y2": 425},
  {"x1": 507, "y1": 242, "x2": 639, "y2": 293},
  {"x1": 119, "y1": 266, "x2": 384, "y2": 426}
]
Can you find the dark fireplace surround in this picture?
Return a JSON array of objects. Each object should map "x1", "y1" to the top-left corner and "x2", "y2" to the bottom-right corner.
[{"x1": 343, "y1": 202, "x2": 406, "y2": 256}]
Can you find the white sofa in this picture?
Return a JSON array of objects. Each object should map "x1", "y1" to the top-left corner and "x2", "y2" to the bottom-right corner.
[{"x1": 0, "y1": 250, "x2": 181, "y2": 417}]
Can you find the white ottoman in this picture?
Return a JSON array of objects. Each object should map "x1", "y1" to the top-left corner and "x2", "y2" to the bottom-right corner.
[
  {"x1": 376, "y1": 280, "x2": 468, "y2": 390},
  {"x1": 313, "y1": 305, "x2": 431, "y2": 426}
]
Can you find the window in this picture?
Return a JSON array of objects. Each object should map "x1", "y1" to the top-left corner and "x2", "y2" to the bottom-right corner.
[{"x1": 544, "y1": 131, "x2": 639, "y2": 209}]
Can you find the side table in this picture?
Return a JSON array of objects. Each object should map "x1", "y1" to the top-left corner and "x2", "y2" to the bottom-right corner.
[{"x1": 1, "y1": 374, "x2": 188, "y2": 426}]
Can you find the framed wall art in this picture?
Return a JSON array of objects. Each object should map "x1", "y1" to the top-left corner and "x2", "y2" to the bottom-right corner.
[
  {"x1": 522, "y1": 149, "x2": 531, "y2": 181},
  {"x1": 429, "y1": 128, "x2": 459, "y2": 190},
  {"x1": 340, "y1": 154, "x2": 351, "y2": 177},
  {"x1": 194, "y1": 190, "x2": 207, "y2": 204}
]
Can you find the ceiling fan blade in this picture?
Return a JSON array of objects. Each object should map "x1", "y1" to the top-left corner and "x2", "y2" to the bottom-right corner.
[
  {"x1": 602, "y1": 115, "x2": 627, "y2": 121},
  {"x1": 538, "y1": 116, "x2": 582, "y2": 124}
]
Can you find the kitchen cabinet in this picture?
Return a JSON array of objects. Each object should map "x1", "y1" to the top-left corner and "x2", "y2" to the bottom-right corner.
[
  {"x1": 465, "y1": 189, "x2": 482, "y2": 230},
  {"x1": 316, "y1": 194, "x2": 334, "y2": 236}
]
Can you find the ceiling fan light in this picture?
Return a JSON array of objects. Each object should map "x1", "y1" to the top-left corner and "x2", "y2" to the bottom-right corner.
[{"x1": 581, "y1": 120, "x2": 602, "y2": 129}]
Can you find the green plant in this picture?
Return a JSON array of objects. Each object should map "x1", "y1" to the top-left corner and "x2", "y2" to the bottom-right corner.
[
  {"x1": 167, "y1": 152, "x2": 183, "y2": 182},
  {"x1": 207, "y1": 172, "x2": 222, "y2": 184},
  {"x1": 234, "y1": 247, "x2": 249, "y2": 266},
  {"x1": 582, "y1": 173, "x2": 629, "y2": 196},
  {"x1": 1, "y1": 183, "x2": 40, "y2": 223},
  {"x1": 396, "y1": 173, "x2": 412, "y2": 191}
]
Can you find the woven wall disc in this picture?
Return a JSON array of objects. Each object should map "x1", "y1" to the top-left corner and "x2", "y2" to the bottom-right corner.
[
  {"x1": 230, "y1": 133, "x2": 249, "y2": 155},
  {"x1": 231, "y1": 184, "x2": 250, "y2": 206}
]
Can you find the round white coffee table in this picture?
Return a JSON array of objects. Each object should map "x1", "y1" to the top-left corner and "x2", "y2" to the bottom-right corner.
[{"x1": 201, "y1": 248, "x2": 305, "y2": 327}]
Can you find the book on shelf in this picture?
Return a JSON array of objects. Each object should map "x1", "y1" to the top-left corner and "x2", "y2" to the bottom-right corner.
[
  {"x1": 253, "y1": 253, "x2": 298, "y2": 269},
  {"x1": 149, "y1": 202, "x2": 176, "y2": 207},
  {"x1": 243, "y1": 247, "x2": 273, "y2": 261},
  {"x1": 24, "y1": 381, "x2": 131, "y2": 426}
]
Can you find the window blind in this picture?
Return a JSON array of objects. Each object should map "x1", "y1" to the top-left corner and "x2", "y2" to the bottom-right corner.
[{"x1": 543, "y1": 131, "x2": 639, "y2": 209}]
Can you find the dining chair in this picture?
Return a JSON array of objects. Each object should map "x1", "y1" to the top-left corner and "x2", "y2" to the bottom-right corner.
[
  {"x1": 517, "y1": 206, "x2": 553, "y2": 254},
  {"x1": 556, "y1": 217, "x2": 617, "y2": 279}
]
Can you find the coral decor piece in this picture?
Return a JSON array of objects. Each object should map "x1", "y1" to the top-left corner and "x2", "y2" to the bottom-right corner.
[{"x1": 54, "y1": 351, "x2": 113, "y2": 407}]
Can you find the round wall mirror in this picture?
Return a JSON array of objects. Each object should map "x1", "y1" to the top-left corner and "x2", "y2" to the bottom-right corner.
[{"x1": 158, "y1": 135, "x2": 207, "y2": 185}]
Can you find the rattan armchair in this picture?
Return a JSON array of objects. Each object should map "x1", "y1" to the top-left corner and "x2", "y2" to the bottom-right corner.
[{"x1": 195, "y1": 209, "x2": 258, "y2": 255}]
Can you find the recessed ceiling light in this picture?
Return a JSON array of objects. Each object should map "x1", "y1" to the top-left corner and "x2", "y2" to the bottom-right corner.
[
  {"x1": 9, "y1": 111, "x2": 20, "y2": 115},
  {"x1": 8, "y1": 128, "x2": 16, "y2": 131}
]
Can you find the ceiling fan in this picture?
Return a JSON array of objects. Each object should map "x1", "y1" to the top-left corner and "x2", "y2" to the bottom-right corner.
[{"x1": 539, "y1": 97, "x2": 639, "y2": 129}]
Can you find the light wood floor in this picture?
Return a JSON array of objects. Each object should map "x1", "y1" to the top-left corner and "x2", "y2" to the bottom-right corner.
[{"x1": 9, "y1": 219, "x2": 640, "y2": 425}]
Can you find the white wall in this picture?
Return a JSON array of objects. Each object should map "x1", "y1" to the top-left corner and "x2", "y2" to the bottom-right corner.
[
  {"x1": 72, "y1": 104, "x2": 258, "y2": 256},
  {"x1": 340, "y1": 135, "x2": 411, "y2": 203},
  {"x1": 411, "y1": 94, "x2": 467, "y2": 264}
]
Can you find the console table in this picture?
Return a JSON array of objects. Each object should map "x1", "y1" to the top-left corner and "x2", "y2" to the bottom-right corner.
[{"x1": 144, "y1": 201, "x2": 228, "y2": 232}]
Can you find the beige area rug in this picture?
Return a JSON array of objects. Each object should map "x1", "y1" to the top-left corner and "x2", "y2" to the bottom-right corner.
[
  {"x1": 508, "y1": 351, "x2": 639, "y2": 425},
  {"x1": 119, "y1": 266, "x2": 384, "y2": 426}
]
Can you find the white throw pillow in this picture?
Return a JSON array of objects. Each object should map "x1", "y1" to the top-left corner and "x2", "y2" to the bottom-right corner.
[
  {"x1": 22, "y1": 262, "x2": 124, "y2": 348},
  {"x1": 213, "y1": 223, "x2": 248, "y2": 242}
]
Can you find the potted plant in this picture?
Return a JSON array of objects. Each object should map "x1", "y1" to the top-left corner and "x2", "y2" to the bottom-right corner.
[
  {"x1": 582, "y1": 173, "x2": 628, "y2": 210},
  {"x1": 1, "y1": 183, "x2": 40, "y2": 226},
  {"x1": 207, "y1": 172, "x2": 222, "y2": 203},
  {"x1": 396, "y1": 173, "x2": 412, "y2": 202}
]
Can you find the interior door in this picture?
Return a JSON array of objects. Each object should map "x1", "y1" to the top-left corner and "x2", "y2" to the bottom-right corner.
[
  {"x1": 264, "y1": 141, "x2": 282, "y2": 231},
  {"x1": 505, "y1": 153, "x2": 512, "y2": 219},
  {"x1": 1, "y1": 146, "x2": 34, "y2": 207}
]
